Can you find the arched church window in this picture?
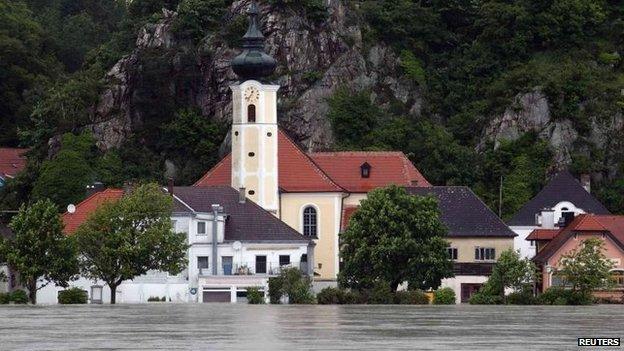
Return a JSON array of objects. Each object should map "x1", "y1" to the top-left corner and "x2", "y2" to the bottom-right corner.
[
  {"x1": 303, "y1": 206, "x2": 318, "y2": 237},
  {"x1": 248, "y1": 104, "x2": 256, "y2": 123}
]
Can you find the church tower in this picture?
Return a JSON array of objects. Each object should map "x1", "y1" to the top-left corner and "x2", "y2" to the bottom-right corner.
[{"x1": 230, "y1": 1, "x2": 279, "y2": 213}]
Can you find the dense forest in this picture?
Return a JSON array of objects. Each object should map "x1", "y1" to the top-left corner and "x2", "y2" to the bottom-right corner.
[{"x1": 1, "y1": 0, "x2": 623, "y2": 219}]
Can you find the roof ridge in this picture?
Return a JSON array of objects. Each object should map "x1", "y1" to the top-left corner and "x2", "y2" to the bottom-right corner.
[
  {"x1": 310, "y1": 151, "x2": 405, "y2": 156},
  {"x1": 278, "y1": 129, "x2": 345, "y2": 192},
  {"x1": 66, "y1": 188, "x2": 123, "y2": 215}
]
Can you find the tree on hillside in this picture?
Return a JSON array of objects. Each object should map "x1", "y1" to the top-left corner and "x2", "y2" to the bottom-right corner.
[
  {"x1": 557, "y1": 238, "x2": 614, "y2": 293},
  {"x1": 0, "y1": 199, "x2": 78, "y2": 304},
  {"x1": 338, "y1": 185, "x2": 453, "y2": 292},
  {"x1": 74, "y1": 183, "x2": 188, "y2": 303}
]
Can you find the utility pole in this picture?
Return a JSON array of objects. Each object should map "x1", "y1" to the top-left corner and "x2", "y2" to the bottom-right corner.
[{"x1": 498, "y1": 175, "x2": 503, "y2": 218}]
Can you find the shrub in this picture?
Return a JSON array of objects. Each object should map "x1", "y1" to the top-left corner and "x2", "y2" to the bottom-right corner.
[
  {"x1": 537, "y1": 287, "x2": 594, "y2": 305},
  {"x1": 367, "y1": 282, "x2": 394, "y2": 304},
  {"x1": 161, "y1": 296, "x2": 166, "y2": 302},
  {"x1": 268, "y1": 277, "x2": 284, "y2": 304},
  {"x1": 10, "y1": 290, "x2": 28, "y2": 304},
  {"x1": 0, "y1": 292, "x2": 10, "y2": 304},
  {"x1": 317, "y1": 287, "x2": 342, "y2": 305},
  {"x1": 395, "y1": 290, "x2": 429, "y2": 305},
  {"x1": 247, "y1": 287, "x2": 265, "y2": 304},
  {"x1": 340, "y1": 290, "x2": 361, "y2": 304},
  {"x1": 468, "y1": 291, "x2": 503, "y2": 305},
  {"x1": 433, "y1": 287, "x2": 456, "y2": 305},
  {"x1": 147, "y1": 296, "x2": 162, "y2": 302},
  {"x1": 506, "y1": 289, "x2": 537, "y2": 305},
  {"x1": 289, "y1": 281, "x2": 315, "y2": 304},
  {"x1": 58, "y1": 288, "x2": 88, "y2": 304}
]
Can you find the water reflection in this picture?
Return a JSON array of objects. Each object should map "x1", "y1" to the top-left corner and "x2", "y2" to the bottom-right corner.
[{"x1": 0, "y1": 304, "x2": 622, "y2": 350}]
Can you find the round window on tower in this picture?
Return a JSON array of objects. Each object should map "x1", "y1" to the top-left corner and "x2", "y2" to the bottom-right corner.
[
  {"x1": 248, "y1": 190, "x2": 255, "y2": 195},
  {"x1": 248, "y1": 152, "x2": 255, "y2": 157},
  {"x1": 234, "y1": 131, "x2": 239, "y2": 136},
  {"x1": 267, "y1": 132, "x2": 272, "y2": 137}
]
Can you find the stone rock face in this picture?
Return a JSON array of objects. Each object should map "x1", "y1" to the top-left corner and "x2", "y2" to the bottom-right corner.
[{"x1": 87, "y1": 0, "x2": 423, "y2": 152}]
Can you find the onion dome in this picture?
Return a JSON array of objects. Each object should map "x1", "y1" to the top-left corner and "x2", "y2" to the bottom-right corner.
[{"x1": 231, "y1": 1, "x2": 277, "y2": 81}]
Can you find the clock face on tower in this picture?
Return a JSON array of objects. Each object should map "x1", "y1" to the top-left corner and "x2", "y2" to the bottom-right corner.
[{"x1": 244, "y1": 87, "x2": 260, "y2": 103}]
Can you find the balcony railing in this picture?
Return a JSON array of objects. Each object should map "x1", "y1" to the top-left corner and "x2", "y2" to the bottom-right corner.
[{"x1": 198, "y1": 262, "x2": 308, "y2": 277}]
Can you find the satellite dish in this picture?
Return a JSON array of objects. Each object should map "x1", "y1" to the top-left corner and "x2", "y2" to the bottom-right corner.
[
  {"x1": 67, "y1": 204, "x2": 76, "y2": 214},
  {"x1": 233, "y1": 241, "x2": 242, "y2": 251}
]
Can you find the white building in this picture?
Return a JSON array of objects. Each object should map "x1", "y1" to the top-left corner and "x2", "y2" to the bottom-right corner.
[
  {"x1": 507, "y1": 171, "x2": 610, "y2": 259},
  {"x1": 36, "y1": 186, "x2": 313, "y2": 304}
]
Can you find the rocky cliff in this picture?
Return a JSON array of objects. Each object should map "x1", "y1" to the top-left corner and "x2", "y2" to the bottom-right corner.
[{"x1": 89, "y1": 0, "x2": 420, "y2": 153}]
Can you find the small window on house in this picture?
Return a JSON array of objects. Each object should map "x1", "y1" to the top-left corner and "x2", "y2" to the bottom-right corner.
[
  {"x1": 255, "y1": 255, "x2": 267, "y2": 274},
  {"x1": 197, "y1": 256, "x2": 209, "y2": 269},
  {"x1": 475, "y1": 247, "x2": 495, "y2": 261},
  {"x1": 248, "y1": 152, "x2": 255, "y2": 157},
  {"x1": 197, "y1": 221, "x2": 206, "y2": 235},
  {"x1": 279, "y1": 255, "x2": 290, "y2": 267},
  {"x1": 248, "y1": 104, "x2": 256, "y2": 123},
  {"x1": 447, "y1": 247, "x2": 458, "y2": 260},
  {"x1": 303, "y1": 206, "x2": 318, "y2": 237},
  {"x1": 360, "y1": 162, "x2": 371, "y2": 178}
]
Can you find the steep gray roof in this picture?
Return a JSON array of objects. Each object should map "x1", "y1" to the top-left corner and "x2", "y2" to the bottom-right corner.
[
  {"x1": 507, "y1": 171, "x2": 610, "y2": 226},
  {"x1": 406, "y1": 186, "x2": 516, "y2": 238},
  {"x1": 172, "y1": 186, "x2": 310, "y2": 243}
]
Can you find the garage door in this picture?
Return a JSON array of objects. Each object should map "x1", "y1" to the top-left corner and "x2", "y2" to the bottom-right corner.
[{"x1": 203, "y1": 291, "x2": 231, "y2": 303}]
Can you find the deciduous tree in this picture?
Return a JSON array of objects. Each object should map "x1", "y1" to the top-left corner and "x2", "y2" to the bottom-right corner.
[
  {"x1": 74, "y1": 183, "x2": 188, "y2": 304},
  {"x1": 339, "y1": 185, "x2": 453, "y2": 292},
  {"x1": 557, "y1": 237, "x2": 614, "y2": 293},
  {"x1": 0, "y1": 199, "x2": 78, "y2": 304}
]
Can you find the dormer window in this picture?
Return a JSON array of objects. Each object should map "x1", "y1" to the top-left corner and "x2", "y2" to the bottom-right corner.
[
  {"x1": 360, "y1": 162, "x2": 371, "y2": 178},
  {"x1": 248, "y1": 104, "x2": 256, "y2": 123}
]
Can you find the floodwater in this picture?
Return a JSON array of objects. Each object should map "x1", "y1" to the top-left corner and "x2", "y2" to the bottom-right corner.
[{"x1": 0, "y1": 304, "x2": 622, "y2": 350}]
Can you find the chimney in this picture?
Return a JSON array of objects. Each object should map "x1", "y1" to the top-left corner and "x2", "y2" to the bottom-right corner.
[
  {"x1": 85, "y1": 181, "x2": 104, "y2": 197},
  {"x1": 239, "y1": 187, "x2": 246, "y2": 203},
  {"x1": 580, "y1": 174, "x2": 591, "y2": 193},
  {"x1": 539, "y1": 208, "x2": 556, "y2": 229},
  {"x1": 167, "y1": 177, "x2": 174, "y2": 196}
]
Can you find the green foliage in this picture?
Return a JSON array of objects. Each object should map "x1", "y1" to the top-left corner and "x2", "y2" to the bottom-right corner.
[
  {"x1": 557, "y1": 237, "x2": 615, "y2": 293},
  {"x1": 366, "y1": 281, "x2": 395, "y2": 304},
  {"x1": 339, "y1": 185, "x2": 453, "y2": 292},
  {"x1": 147, "y1": 296, "x2": 164, "y2": 302},
  {"x1": 268, "y1": 276, "x2": 284, "y2": 304},
  {"x1": 479, "y1": 249, "x2": 536, "y2": 300},
  {"x1": 394, "y1": 290, "x2": 429, "y2": 305},
  {"x1": 173, "y1": 0, "x2": 228, "y2": 42},
  {"x1": 10, "y1": 289, "x2": 29, "y2": 304},
  {"x1": 399, "y1": 50, "x2": 425, "y2": 85},
  {"x1": 0, "y1": 199, "x2": 78, "y2": 303},
  {"x1": 327, "y1": 87, "x2": 380, "y2": 149},
  {"x1": 433, "y1": 287, "x2": 456, "y2": 305},
  {"x1": 160, "y1": 108, "x2": 227, "y2": 184},
  {"x1": 537, "y1": 287, "x2": 594, "y2": 305},
  {"x1": 58, "y1": 287, "x2": 88, "y2": 304},
  {"x1": 246, "y1": 287, "x2": 265, "y2": 304},
  {"x1": 74, "y1": 183, "x2": 188, "y2": 304},
  {"x1": 0, "y1": 292, "x2": 10, "y2": 304},
  {"x1": 268, "y1": 0, "x2": 328, "y2": 23},
  {"x1": 316, "y1": 287, "x2": 342, "y2": 305},
  {"x1": 468, "y1": 291, "x2": 503, "y2": 305},
  {"x1": 505, "y1": 288, "x2": 537, "y2": 305},
  {"x1": 268, "y1": 267, "x2": 314, "y2": 304}
]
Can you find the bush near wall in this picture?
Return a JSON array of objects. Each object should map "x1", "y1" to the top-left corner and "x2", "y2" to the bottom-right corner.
[
  {"x1": 247, "y1": 287, "x2": 265, "y2": 304},
  {"x1": 0, "y1": 292, "x2": 10, "y2": 304},
  {"x1": 10, "y1": 290, "x2": 28, "y2": 304},
  {"x1": 316, "y1": 287, "x2": 360, "y2": 304},
  {"x1": 537, "y1": 287, "x2": 594, "y2": 305},
  {"x1": 58, "y1": 288, "x2": 88, "y2": 304},
  {"x1": 394, "y1": 290, "x2": 429, "y2": 305},
  {"x1": 433, "y1": 287, "x2": 456, "y2": 305}
]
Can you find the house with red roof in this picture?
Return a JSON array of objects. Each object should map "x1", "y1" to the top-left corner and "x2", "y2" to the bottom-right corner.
[
  {"x1": 0, "y1": 148, "x2": 27, "y2": 188},
  {"x1": 530, "y1": 214, "x2": 624, "y2": 300}
]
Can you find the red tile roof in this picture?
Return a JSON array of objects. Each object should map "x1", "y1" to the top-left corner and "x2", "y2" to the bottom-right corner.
[
  {"x1": 526, "y1": 229, "x2": 560, "y2": 241},
  {"x1": 310, "y1": 151, "x2": 431, "y2": 192},
  {"x1": 533, "y1": 214, "x2": 624, "y2": 263},
  {"x1": 62, "y1": 189, "x2": 124, "y2": 234},
  {"x1": 195, "y1": 129, "x2": 343, "y2": 192},
  {"x1": 0, "y1": 148, "x2": 28, "y2": 178},
  {"x1": 341, "y1": 206, "x2": 359, "y2": 232},
  {"x1": 195, "y1": 129, "x2": 431, "y2": 193}
]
